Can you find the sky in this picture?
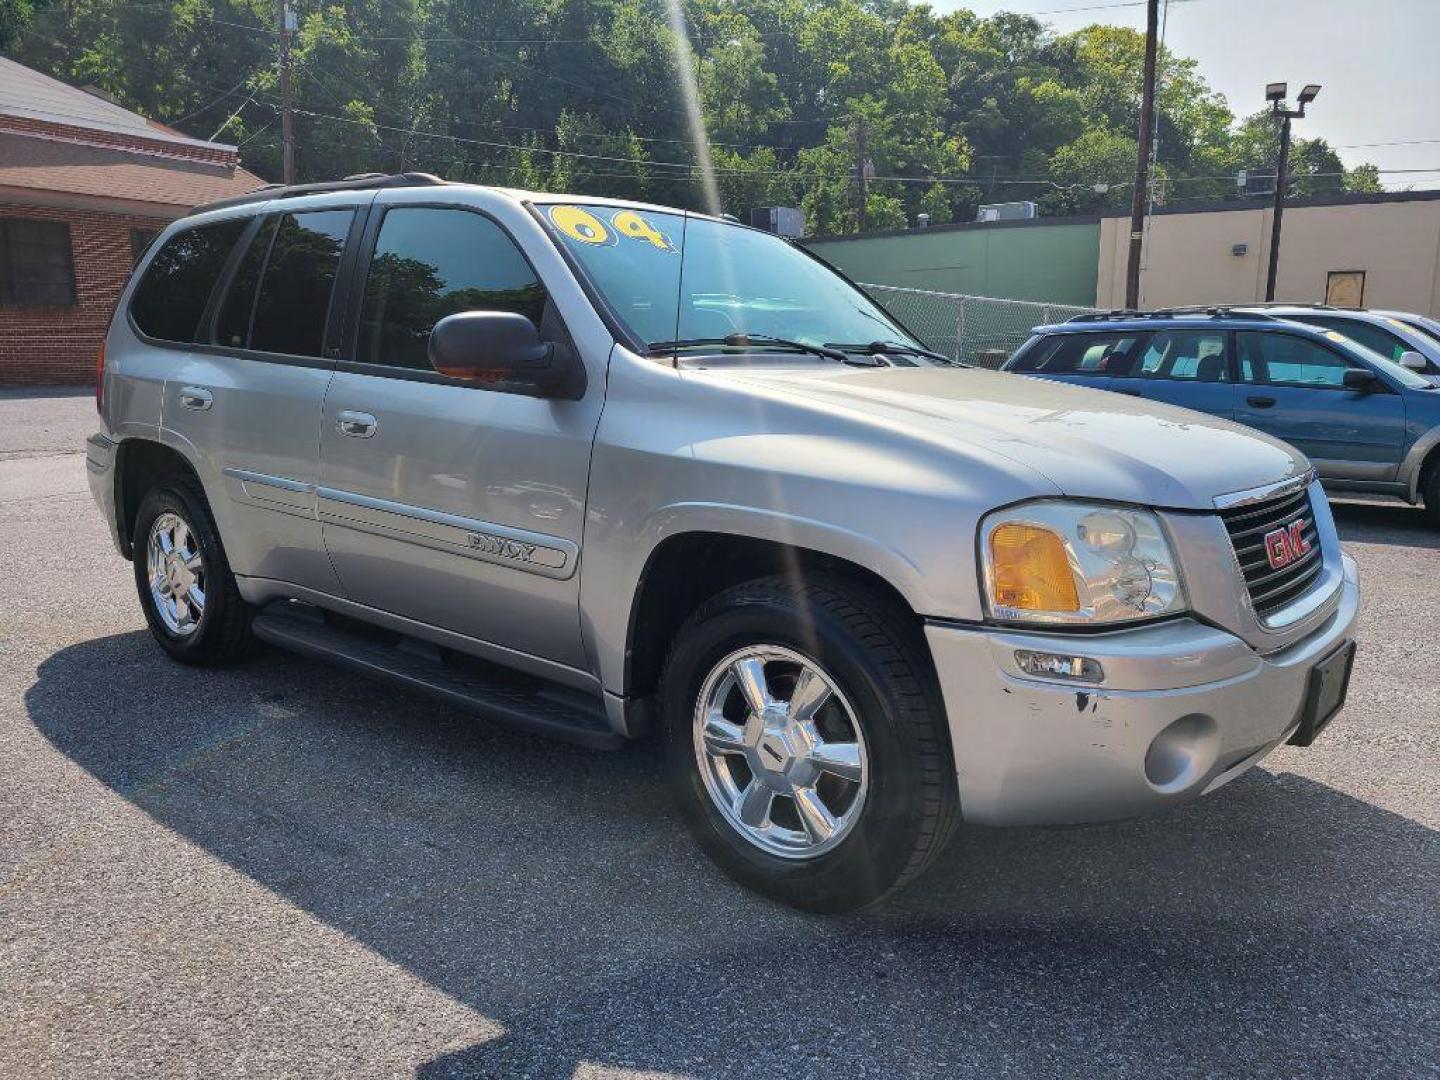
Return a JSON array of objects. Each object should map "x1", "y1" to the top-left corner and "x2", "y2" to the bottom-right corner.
[{"x1": 937, "y1": 0, "x2": 1440, "y2": 190}]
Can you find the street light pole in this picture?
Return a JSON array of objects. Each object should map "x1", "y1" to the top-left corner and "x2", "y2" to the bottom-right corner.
[{"x1": 1262, "y1": 82, "x2": 1320, "y2": 302}]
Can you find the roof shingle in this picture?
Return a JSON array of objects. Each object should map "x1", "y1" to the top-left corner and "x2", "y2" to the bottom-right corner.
[{"x1": 0, "y1": 131, "x2": 266, "y2": 209}]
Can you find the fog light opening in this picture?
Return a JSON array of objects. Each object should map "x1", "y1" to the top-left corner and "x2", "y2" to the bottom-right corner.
[
  {"x1": 1014, "y1": 649, "x2": 1104, "y2": 683},
  {"x1": 1144, "y1": 714, "x2": 1221, "y2": 793}
]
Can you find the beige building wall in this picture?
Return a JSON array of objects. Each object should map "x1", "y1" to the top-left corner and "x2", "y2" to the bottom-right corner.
[{"x1": 1096, "y1": 196, "x2": 1440, "y2": 315}]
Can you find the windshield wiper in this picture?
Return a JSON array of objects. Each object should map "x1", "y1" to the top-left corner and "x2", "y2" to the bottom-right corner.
[
  {"x1": 826, "y1": 340, "x2": 960, "y2": 365},
  {"x1": 648, "y1": 333, "x2": 866, "y2": 365}
]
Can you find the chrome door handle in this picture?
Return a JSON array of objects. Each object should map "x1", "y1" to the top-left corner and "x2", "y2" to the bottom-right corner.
[
  {"x1": 336, "y1": 410, "x2": 378, "y2": 438},
  {"x1": 179, "y1": 386, "x2": 213, "y2": 411}
]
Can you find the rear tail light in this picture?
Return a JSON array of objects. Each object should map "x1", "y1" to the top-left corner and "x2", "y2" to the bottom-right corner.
[{"x1": 95, "y1": 340, "x2": 106, "y2": 414}]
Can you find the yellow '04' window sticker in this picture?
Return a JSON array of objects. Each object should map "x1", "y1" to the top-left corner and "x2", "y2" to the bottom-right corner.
[{"x1": 548, "y1": 205, "x2": 676, "y2": 253}]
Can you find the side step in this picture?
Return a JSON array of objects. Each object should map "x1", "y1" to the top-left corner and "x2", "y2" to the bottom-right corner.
[{"x1": 252, "y1": 603, "x2": 623, "y2": 750}]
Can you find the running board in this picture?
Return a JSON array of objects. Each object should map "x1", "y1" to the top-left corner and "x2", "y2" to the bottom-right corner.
[{"x1": 252, "y1": 603, "x2": 622, "y2": 750}]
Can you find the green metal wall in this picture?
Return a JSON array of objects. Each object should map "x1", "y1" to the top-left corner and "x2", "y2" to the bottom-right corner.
[{"x1": 805, "y1": 219, "x2": 1100, "y2": 306}]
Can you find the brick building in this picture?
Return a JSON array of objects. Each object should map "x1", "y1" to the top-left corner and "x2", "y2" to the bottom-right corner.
[{"x1": 0, "y1": 57, "x2": 265, "y2": 384}]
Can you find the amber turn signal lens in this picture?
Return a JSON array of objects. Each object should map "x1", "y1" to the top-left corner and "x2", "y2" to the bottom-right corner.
[{"x1": 990, "y1": 523, "x2": 1080, "y2": 612}]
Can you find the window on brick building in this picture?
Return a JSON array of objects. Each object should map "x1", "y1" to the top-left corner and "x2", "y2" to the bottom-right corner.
[
  {"x1": 130, "y1": 228, "x2": 159, "y2": 265},
  {"x1": 0, "y1": 218, "x2": 77, "y2": 307}
]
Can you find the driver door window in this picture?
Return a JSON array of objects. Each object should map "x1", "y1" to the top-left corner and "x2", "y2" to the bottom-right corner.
[
  {"x1": 356, "y1": 207, "x2": 548, "y2": 371},
  {"x1": 1238, "y1": 332, "x2": 1357, "y2": 388}
]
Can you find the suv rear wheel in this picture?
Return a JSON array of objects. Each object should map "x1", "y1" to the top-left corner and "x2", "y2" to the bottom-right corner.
[
  {"x1": 132, "y1": 479, "x2": 255, "y2": 665},
  {"x1": 660, "y1": 574, "x2": 958, "y2": 913}
]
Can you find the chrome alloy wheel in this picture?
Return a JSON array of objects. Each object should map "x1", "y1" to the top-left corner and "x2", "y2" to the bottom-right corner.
[
  {"x1": 146, "y1": 511, "x2": 206, "y2": 636},
  {"x1": 693, "y1": 645, "x2": 870, "y2": 859}
]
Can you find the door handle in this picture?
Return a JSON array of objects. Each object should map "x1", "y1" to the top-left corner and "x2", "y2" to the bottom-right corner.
[
  {"x1": 179, "y1": 386, "x2": 213, "y2": 411},
  {"x1": 336, "y1": 410, "x2": 378, "y2": 438},
  {"x1": 1246, "y1": 395, "x2": 1277, "y2": 408}
]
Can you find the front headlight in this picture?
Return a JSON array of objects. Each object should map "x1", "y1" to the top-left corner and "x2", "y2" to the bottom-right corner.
[{"x1": 979, "y1": 501, "x2": 1187, "y2": 626}]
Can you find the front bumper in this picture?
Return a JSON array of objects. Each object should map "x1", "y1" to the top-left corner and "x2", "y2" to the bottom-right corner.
[{"x1": 926, "y1": 554, "x2": 1359, "y2": 826}]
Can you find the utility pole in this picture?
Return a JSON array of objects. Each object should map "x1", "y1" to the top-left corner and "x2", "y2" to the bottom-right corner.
[
  {"x1": 277, "y1": 0, "x2": 296, "y2": 184},
  {"x1": 1123, "y1": 0, "x2": 1159, "y2": 310},
  {"x1": 854, "y1": 118, "x2": 869, "y2": 233},
  {"x1": 1265, "y1": 115, "x2": 1292, "y2": 302},
  {"x1": 1263, "y1": 82, "x2": 1320, "y2": 301}
]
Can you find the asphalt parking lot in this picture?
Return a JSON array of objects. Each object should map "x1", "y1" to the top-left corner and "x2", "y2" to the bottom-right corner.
[{"x1": 2, "y1": 386, "x2": 1437, "y2": 1079}]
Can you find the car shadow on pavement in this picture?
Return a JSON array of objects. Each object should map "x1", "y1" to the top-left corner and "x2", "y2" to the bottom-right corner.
[
  {"x1": 25, "y1": 631, "x2": 1440, "y2": 1078},
  {"x1": 1330, "y1": 499, "x2": 1439, "y2": 550}
]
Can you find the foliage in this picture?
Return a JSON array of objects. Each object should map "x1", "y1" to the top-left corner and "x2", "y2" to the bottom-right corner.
[{"x1": 8, "y1": 0, "x2": 1382, "y2": 232}]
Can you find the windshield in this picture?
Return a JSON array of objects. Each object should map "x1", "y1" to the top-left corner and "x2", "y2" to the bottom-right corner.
[{"x1": 540, "y1": 203, "x2": 916, "y2": 354}]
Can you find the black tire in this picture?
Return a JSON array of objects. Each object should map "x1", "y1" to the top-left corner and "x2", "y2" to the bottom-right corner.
[
  {"x1": 132, "y1": 477, "x2": 255, "y2": 665},
  {"x1": 660, "y1": 574, "x2": 959, "y2": 913},
  {"x1": 1422, "y1": 458, "x2": 1440, "y2": 528}
]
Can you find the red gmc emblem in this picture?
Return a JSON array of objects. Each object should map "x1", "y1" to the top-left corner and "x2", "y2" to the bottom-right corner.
[{"x1": 1263, "y1": 520, "x2": 1311, "y2": 570}]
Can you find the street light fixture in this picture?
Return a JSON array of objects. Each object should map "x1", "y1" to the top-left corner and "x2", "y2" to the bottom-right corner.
[{"x1": 1263, "y1": 81, "x2": 1321, "y2": 301}]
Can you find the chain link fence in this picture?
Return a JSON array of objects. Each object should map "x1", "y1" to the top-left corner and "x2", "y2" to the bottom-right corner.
[{"x1": 862, "y1": 284, "x2": 1098, "y2": 368}]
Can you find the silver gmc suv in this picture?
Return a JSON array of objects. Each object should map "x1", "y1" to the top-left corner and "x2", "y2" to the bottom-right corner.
[{"x1": 87, "y1": 174, "x2": 1360, "y2": 912}]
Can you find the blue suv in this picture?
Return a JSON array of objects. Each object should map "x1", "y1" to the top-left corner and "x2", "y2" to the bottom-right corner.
[{"x1": 1004, "y1": 308, "x2": 1440, "y2": 525}]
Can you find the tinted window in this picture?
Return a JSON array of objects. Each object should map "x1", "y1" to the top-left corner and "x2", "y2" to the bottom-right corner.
[
  {"x1": 1008, "y1": 332, "x2": 1143, "y2": 376},
  {"x1": 129, "y1": 218, "x2": 245, "y2": 341},
  {"x1": 249, "y1": 210, "x2": 353, "y2": 358},
  {"x1": 1238, "y1": 332, "x2": 1356, "y2": 388},
  {"x1": 214, "y1": 216, "x2": 278, "y2": 349},
  {"x1": 130, "y1": 228, "x2": 159, "y2": 265},
  {"x1": 357, "y1": 207, "x2": 547, "y2": 370},
  {"x1": 1134, "y1": 330, "x2": 1229, "y2": 381}
]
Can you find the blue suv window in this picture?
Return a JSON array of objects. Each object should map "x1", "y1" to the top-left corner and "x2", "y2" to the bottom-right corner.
[
  {"x1": 1134, "y1": 330, "x2": 1229, "y2": 382},
  {"x1": 1009, "y1": 332, "x2": 1143, "y2": 375},
  {"x1": 1238, "y1": 332, "x2": 1356, "y2": 388}
]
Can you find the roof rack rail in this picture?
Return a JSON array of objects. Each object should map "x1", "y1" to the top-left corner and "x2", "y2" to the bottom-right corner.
[
  {"x1": 1063, "y1": 305, "x2": 1284, "y2": 323},
  {"x1": 1229, "y1": 301, "x2": 1339, "y2": 311},
  {"x1": 193, "y1": 171, "x2": 448, "y2": 215}
]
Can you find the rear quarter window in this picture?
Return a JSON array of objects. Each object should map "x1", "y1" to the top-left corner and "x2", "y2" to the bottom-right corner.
[
  {"x1": 1008, "y1": 331, "x2": 1144, "y2": 375},
  {"x1": 130, "y1": 218, "x2": 247, "y2": 343}
]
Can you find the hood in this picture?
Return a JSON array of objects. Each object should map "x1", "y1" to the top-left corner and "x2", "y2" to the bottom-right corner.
[{"x1": 722, "y1": 365, "x2": 1309, "y2": 511}]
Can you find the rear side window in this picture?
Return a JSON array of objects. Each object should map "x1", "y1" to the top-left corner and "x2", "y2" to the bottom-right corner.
[
  {"x1": 130, "y1": 218, "x2": 246, "y2": 342},
  {"x1": 214, "y1": 216, "x2": 278, "y2": 349},
  {"x1": 249, "y1": 210, "x2": 353, "y2": 358},
  {"x1": 1134, "y1": 330, "x2": 1230, "y2": 382},
  {"x1": 1007, "y1": 332, "x2": 1143, "y2": 376},
  {"x1": 356, "y1": 207, "x2": 548, "y2": 371}
]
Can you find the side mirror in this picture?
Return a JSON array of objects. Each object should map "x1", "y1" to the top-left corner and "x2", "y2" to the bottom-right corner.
[
  {"x1": 1398, "y1": 350, "x2": 1427, "y2": 372},
  {"x1": 1342, "y1": 368, "x2": 1378, "y2": 392},
  {"x1": 428, "y1": 311, "x2": 585, "y2": 399}
]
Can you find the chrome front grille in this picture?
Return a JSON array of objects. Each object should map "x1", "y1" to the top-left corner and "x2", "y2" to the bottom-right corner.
[{"x1": 1220, "y1": 486, "x2": 1323, "y2": 619}]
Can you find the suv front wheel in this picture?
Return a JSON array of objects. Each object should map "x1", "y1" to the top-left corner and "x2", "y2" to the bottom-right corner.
[
  {"x1": 132, "y1": 479, "x2": 255, "y2": 665},
  {"x1": 660, "y1": 574, "x2": 959, "y2": 912}
]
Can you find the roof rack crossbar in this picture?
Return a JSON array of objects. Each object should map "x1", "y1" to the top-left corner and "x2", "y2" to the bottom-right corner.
[{"x1": 192, "y1": 171, "x2": 447, "y2": 215}]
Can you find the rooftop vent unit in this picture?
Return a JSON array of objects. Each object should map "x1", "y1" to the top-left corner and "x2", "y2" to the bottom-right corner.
[
  {"x1": 976, "y1": 200, "x2": 1037, "y2": 223},
  {"x1": 750, "y1": 206, "x2": 806, "y2": 238}
]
